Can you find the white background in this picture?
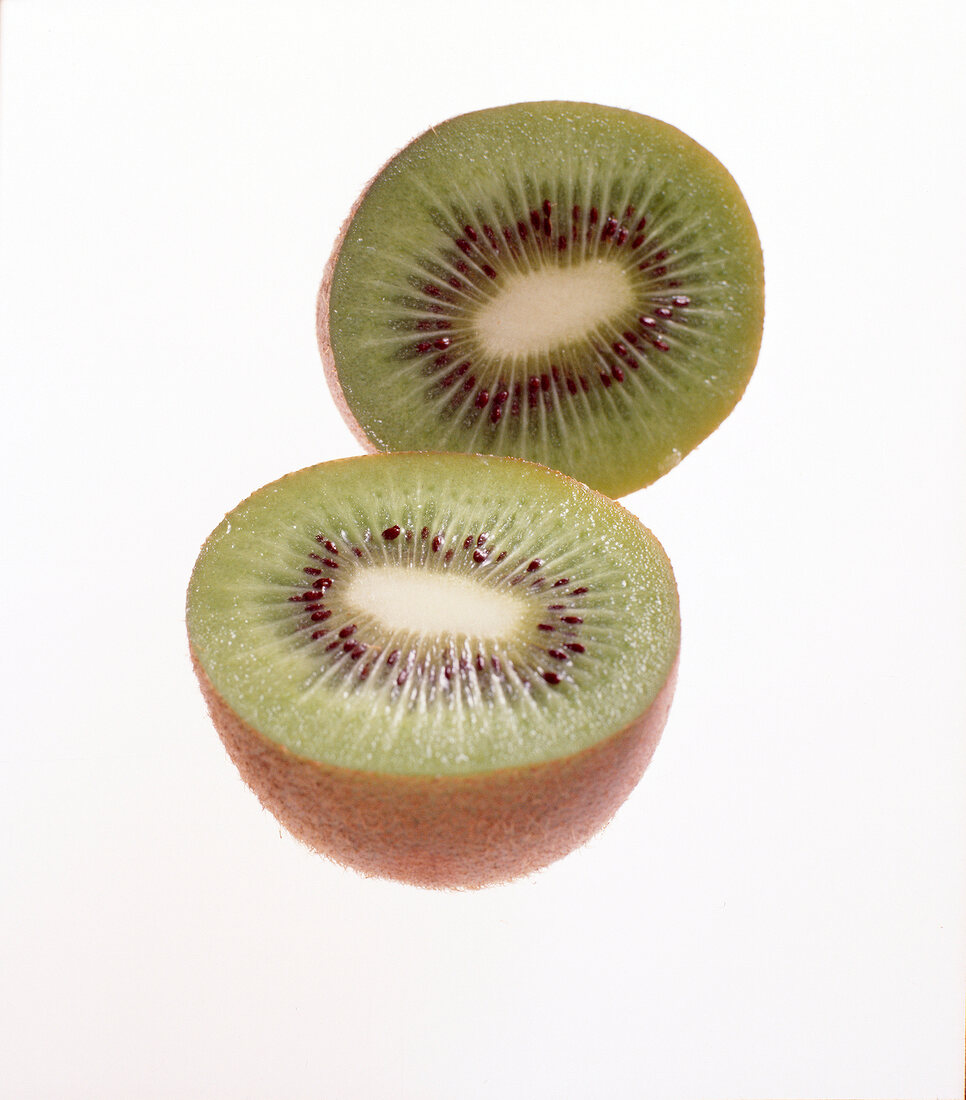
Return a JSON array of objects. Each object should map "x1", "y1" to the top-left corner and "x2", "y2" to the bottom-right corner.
[{"x1": 1, "y1": 2, "x2": 964, "y2": 1097}]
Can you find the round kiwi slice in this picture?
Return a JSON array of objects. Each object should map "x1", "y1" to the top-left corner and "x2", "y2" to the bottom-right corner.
[
  {"x1": 186, "y1": 452, "x2": 680, "y2": 888},
  {"x1": 318, "y1": 101, "x2": 764, "y2": 498}
]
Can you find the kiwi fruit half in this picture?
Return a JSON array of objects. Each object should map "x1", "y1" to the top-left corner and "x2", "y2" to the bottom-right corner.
[
  {"x1": 187, "y1": 452, "x2": 680, "y2": 888},
  {"x1": 318, "y1": 101, "x2": 764, "y2": 498}
]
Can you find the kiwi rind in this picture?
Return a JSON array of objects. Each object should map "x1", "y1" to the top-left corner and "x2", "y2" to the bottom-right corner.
[
  {"x1": 318, "y1": 101, "x2": 764, "y2": 497},
  {"x1": 187, "y1": 452, "x2": 681, "y2": 887},
  {"x1": 193, "y1": 651, "x2": 677, "y2": 889}
]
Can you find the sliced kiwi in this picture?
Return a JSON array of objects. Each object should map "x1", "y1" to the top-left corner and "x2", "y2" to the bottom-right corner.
[
  {"x1": 187, "y1": 452, "x2": 680, "y2": 888},
  {"x1": 318, "y1": 101, "x2": 764, "y2": 498}
]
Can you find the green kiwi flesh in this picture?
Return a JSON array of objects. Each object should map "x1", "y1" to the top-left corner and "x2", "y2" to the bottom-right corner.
[
  {"x1": 187, "y1": 452, "x2": 680, "y2": 887},
  {"x1": 319, "y1": 102, "x2": 764, "y2": 498}
]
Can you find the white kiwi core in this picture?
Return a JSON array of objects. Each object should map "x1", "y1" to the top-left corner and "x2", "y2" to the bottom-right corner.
[
  {"x1": 346, "y1": 564, "x2": 526, "y2": 640},
  {"x1": 473, "y1": 258, "x2": 635, "y2": 358}
]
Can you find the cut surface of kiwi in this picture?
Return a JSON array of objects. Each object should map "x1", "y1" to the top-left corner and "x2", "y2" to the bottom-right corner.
[
  {"x1": 318, "y1": 101, "x2": 764, "y2": 497},
  {"x1": 187, "y1": 452, "x2": 680, "y2": 887}
]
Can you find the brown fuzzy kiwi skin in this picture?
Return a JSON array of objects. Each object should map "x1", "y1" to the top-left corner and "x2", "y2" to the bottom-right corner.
[
  {"x1": 316, "y1": 172, "x2": 381, "y2": 455},
  {"x1": 192, "y1": 648, "x2": 679, "y2": 890}
]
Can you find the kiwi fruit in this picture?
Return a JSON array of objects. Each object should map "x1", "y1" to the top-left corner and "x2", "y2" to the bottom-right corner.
[
  {"x1": 187, "y1": 452, "x2": 680, "y2": 888},
  {"x1": 317, "y1": 101, "x2": 764, "y2": 498}
]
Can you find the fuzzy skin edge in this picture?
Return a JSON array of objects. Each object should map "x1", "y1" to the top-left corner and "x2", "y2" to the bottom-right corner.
[{"x1": 192, "y1": 647, "x2": 679, "y2": 890}]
